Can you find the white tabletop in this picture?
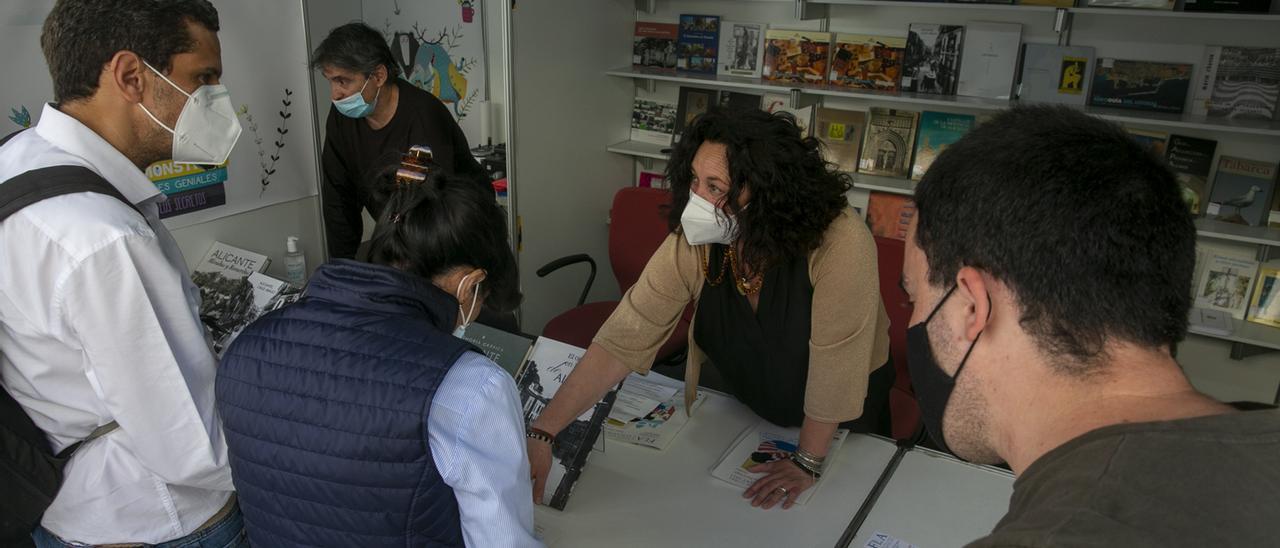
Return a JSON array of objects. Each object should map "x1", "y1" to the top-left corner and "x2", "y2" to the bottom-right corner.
[
  {"x1": 851, "y1": 448, "x2": 1014, "y2": 548},
  {"x1": 535, "y1": 390, "x2": 899, "y2": 548}
]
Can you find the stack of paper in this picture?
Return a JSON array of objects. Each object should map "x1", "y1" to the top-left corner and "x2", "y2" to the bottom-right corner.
[{"x1": 604, "y1": 372, "x2": 705, "y2": 450}]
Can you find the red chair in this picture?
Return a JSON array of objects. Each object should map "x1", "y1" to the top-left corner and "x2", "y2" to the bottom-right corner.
[
  {"x1": 537, "y1": 188, "x2": 689, "y2": 364},
  {"x1": 874, "y1": 236, "x2": 920, "y2": 441}
]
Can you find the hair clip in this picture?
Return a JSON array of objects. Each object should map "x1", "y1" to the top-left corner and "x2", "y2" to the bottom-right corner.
[{"x1": 390, "y1": 213, "x2": 403, "y2": 224}]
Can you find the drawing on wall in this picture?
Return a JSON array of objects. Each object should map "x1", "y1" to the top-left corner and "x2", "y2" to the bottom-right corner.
[
  {"x1": 8, "y1": 105, "x2": 30, "y2": 128},
  {"x1": 237, "y1": 88, "x2": 293, "y2": 196},
  {"x1": 384, "y1": 22, "x2": 479, "y2": 118}
]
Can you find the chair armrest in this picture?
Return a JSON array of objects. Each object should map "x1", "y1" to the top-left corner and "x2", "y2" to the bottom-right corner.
[{"x1": 536, "y1": 254, "x2": 597, "y2": 307}]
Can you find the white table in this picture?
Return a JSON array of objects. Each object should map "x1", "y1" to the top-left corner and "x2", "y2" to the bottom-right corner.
[
  {"x1": 535, "y1": 390, "x2": 898, "y2": 548},
  {"x1": 850, "y1": 448, "x2": 1014, "y2": 548}
]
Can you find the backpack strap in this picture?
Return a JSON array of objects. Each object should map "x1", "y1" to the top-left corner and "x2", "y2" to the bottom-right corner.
[{"x1": 0, "y1": 165, "x2": 142, "y2": 223}]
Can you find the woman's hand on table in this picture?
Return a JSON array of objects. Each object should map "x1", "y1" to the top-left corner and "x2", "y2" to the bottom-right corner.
[
  {"x1": 743, "y1": 459, "x2": 816, "y2": 510},
  {"x1": 528, "y1": 437, "x2": 552, "y2": 505}
]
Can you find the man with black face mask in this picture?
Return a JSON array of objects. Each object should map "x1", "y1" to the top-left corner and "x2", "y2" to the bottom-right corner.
[
  {"x1": 0, "y1": 1, "x2": 243, "y2": 545},
  {"x1": 901, "y1": 105, "x2": 1280, "y2": 547}
]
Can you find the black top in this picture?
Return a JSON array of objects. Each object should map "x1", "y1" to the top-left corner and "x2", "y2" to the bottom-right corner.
[
  {"x1": 320, "y1": 79, "x2": 486, "y2": 259},
  {"x1": 968, "y1": 405, "x2": 1280, "y2": 548},
  {"x1": 694, "y1": 245, "x2": 814, "y2": 427}
]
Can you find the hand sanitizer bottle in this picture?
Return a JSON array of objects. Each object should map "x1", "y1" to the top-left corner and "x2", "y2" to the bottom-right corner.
[{"x1": 284, "y1": 236, "x2": 307, "y2": 286}]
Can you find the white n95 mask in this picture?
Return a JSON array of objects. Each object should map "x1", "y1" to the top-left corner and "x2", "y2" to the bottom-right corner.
[
  {"x1": 680, "y1": 192, "x2": 739, "y2": 246},
  {"x1": 139, "y1": 61, "x2": 243, "y2": 166}
]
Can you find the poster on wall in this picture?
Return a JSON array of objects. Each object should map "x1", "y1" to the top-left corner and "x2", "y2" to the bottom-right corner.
[
  {"x1": 0, "y1": 1, "x2": 320, "y2": 230},
  {"x1": 361, "y1": 0, "x2": 488, "y2": 146}
]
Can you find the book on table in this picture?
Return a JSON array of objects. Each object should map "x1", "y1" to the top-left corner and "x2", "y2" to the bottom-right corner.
[
  {"x1": 604, "y1": 371, "x2": 707, "y2": 450},
  {"x1": 211, "y1": 271, "x2": 302, "y2": 357},
  {"x1": 458, "y1": 322, "x2": 535, "y2": 377},
  {"x1": 710, "y1": 418, "x2": 849, "y2": 506},
  {"x1": 191, "y1": 241, "x2": 271, "y2": 351}
]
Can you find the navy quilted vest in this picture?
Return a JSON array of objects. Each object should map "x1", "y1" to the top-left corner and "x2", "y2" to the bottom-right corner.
[{"x1": 216, "y1": 260, "x2": 470, "y2": 547}]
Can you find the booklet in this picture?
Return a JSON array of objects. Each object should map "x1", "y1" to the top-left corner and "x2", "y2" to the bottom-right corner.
[
  {"x1": 710, "y1": 418, "x2": 848, "y2": 506},
  {"x1": 604, "y1": 372, "x2": 706, "y2": 450}
]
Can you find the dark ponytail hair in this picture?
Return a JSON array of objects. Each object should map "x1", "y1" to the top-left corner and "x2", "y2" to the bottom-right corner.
[{"x1": 367, "y1": 167, "x2": 521, "y2": 313}]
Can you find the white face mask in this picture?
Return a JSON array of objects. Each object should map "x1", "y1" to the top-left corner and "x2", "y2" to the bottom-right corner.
[
  {"x1": 452, "y1": 273, "x2": 482, "y2": 338},
  {"x1": 680, "y1": 192, "x2": 739, "y2": 246},
  {"x1": 138, "y1": 61, "x2": 243, "y2": 166}
]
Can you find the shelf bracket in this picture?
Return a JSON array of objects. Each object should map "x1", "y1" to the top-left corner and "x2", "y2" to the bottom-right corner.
[
  {"x1": 1229, "y1": 342, "x2": 1276, "y2": 361},
  {"x1": 635, "y1": 78, "x2": 656, "y2": 94},
  {"x1": 635, "y1": 0, "x2": 656, "y2": 15},
  {"x1": 639, "y1": 157, "x2": 655, "y2": 170},
  {"x1": 795, "y1": 0, "x2": 829, "y2": 21},
  {"x1": 788, "y1": 89, "x2": 821, "y2": 110},
  {"x1": 1054, "y1": 8, "x2": 1074, "y2": 47}
]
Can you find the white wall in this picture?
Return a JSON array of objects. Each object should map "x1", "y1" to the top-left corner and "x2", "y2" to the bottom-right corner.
[
  {"x1": 172, "y1": 196, "x2": 325, "y2": 281},
  {"x1": 510, "y1": 0, "x2": 636, "y2": 333}
]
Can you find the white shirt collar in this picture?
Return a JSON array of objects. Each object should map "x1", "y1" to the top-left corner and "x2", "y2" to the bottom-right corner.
[{"x1": 34, "y1": 103, "x2": 163, "y2": 206}]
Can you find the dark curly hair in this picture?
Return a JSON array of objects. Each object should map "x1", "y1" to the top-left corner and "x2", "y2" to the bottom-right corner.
[{"x1": 665, "y1": 106, "x2": 853, "y2": 274}]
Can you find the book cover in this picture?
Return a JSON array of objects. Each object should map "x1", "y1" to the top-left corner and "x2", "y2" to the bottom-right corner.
[
  {"x1": 1183, "y1": 0, "x2": 1272, "y2": 11},
  {"x1": 709, "y1": 419, "x2": 848, "y2": 506},
  {"x1": 717, "y1": 21, "x2": 766, "y2": 78},
  {"x1": 1086, "y1": 0, "x2": 1174, "y2": 8},
  {"x1": 517, "y1": 337, "x2": 619, "y2": 510},
  {"x1": 866, "y1": 192, "x2": 917, "y2": 240},
  {"x1": 1017, "y1": 0, "x2": 1075, "y2": 5},
  {"x1": 1126, "y1": 129, "x2": 1170, "y2": 157},
  {"x1": 901, "y1": 24, "x2": 965, "y2": 95},
  {"x1": 676, "y1": 15, "x2": 720, "y2": 74},
  {"x1": 1195, "y1": 253, "x2": 1261, "y2": 320},
  {"x1": 762, "y1": 92, "x2": 814, "y2": 137},
  {"x1": 212, "y1": 272, "x2": 301, "y2": 357},
  {"x1": 1192, "y1": 46, "x2": 1280, "y2": 121},
  {"x1": 459, "y1": 322, "x2": 535, "y2": 377},
  {"x1": 1207, "y1": 156, "x2": 1278, "y2": 227},
  {"x1": 957, "y1": 22, "x2": 1022, "y2": 100},
  {"x1": 718, "y1": 90, "x2": 764, "y2": 112},
  {"x1": 762, "y1": 29, "x2": 833, "y2": 84},
  {"x1": 1089, "y1": 59, "x2": 1192, "y2": 114},
  {"x1": 630, "y1": 97, "x2": 677, "y2": 146},
  {"x1": 1189, "y1": 306, "x2": 1235, "y2": 336},
  {"x1": 815, "y1": 107, "x2": 867, "y2": 174},
  {"x1": 1165, "y1": 135, "x2": 1218, "y2": 215},
  {"x1": 604, "y1": 372, "x2": 706, "y2": 450},
  {"x1": 1017, "y1": 43, "x2": 1095, "y2": 106},
  {"x1": 1246, "y1": 265, "x2": 1280, "y2": 328},
  {"x1": 912, "y1": 111, "x2": 976, "y2": 180},
  {"x1": 192, "y1": 241, "x2": 270, "y2": 343},
  {"x1": 858, "y1": 107, "x2": 921, "y2": 177},
  {"x1": 828, "y1": 34, "x2": 907, "y2": 92},
  {"x1": 633, "y1": 21, "x2": 678, "y2": 70},
  {"x1": 674, "y1": 86, "x2": 716, "y2": 143}
]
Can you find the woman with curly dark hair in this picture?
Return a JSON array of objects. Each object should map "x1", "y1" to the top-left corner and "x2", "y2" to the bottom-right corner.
[{"x1": 526, "y1": 107, "x2": 893, "y2": 511}]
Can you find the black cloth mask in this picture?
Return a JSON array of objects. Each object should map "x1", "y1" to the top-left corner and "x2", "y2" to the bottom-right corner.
[{"x1": 906, "y1": 285, "x2": 984, "y2": 455}]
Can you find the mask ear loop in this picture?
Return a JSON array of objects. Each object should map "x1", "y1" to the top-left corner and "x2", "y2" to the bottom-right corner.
[
  {"x1": 137, "y1": 60, "x2": 192, "y2": 135},
  {"x1": 455, "y1": 273, "x2": 482, "y2": 328},
  {"x1": 951, "y1": 292, "x2": 993, "y2": 380}
]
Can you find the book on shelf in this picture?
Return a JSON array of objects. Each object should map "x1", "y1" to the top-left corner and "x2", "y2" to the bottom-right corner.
[
  {"x1": 717, "y1": 21, "x2": 767, "y2": 79},
  {"x1": 866, "y1": 192, "x2": 917, "y2": 241},
  {"x1": 517, "y1": 337, "x2": 620, "y2": 510},
  {"x1": 762, "y1": 29, "x2": 833, "y2": 84},
  {"x1": 1182, "y1": 0, "x2": 1272, "y2": 12},
  {"x1": 1165, "y1": 135, "x2": 1219, "y2": 216},
  {"x1": 1195, "y1": 252, "x2": 1261, "y2": 320},
  {"x1": 828, "y1": 34, "x2": 907, "y2": 92},
  {"x1": 1017, "y1": 0, "x2": 1075, "y2": 5},
  {"x1": 815, "y1": 107, "x2": 868, "y2": 174},
  {"x1": 710, "y1": 418, "x2": 849, "y2": 506},
  {"x1": 1016, "y1": 43, "x2": 1095, "y2": 106},
  {"x1": 1126, "y1": 129, "x2": 1170, "y2": 157},
  {"x1": 630, "y1": 97, "x2": 677, "y2": 146},
  {"x1": 718, "y1": 90, "x2": 764, "y2": 113},
  {"x1": 912, "y1": 111, "x2": 976, "y2": 181},
  {"x1": 211, "y1": 272, "x2": 302, "y2": 357},
  {"x1": 1206, "y1": 156, "x2": 1278, "y2": 227},
  {"x1": 1189, "y1": 306, "x2": 1236, "y2": 337},
  {"x1": 633, "y1": 21, "x2": 679, "y2": 70},
  {"x1": 858, "y1": 107, "x2": 920, "y2": 178},
  {"x1": 901, "y1": 24, "x2": 965, "y2": 96},
  {"x1": 762, "y1": 92, "x2": 814, "y2": 137},
  {"x1": 676, "y1": 14, "x2": 720, "y2": 75},
  {"x1": 957, "y1": 22, "x2": 1022, "y2": 100},
  {"x1": 459, "y1": 322, "x2": 535, "y2": 377},
  {"x1": 603, "y1": 371, "x2": 706, "y2": 450},
  {"x1": 1271, "y1": 184, "x2": 1280, "y2": 227},
  {"x1": 191, "y1": 241, "x2": 270, "y2": 348},
  {"x1": 1089, "y1": 59, "x2": 1192, "y2": 114},
  {"x1": 1247, "y1": 265, "x2": 1280, "y2": 328},
  {"x1": 1191, "y1": 46, "x2": 1280, "y2": 121},
  {"x1": 674, "y1": 86, "x2": 716, "y2": 143},
  {"x1": 1085, "y1": 0, "x2": 1174, "y2": 8}
]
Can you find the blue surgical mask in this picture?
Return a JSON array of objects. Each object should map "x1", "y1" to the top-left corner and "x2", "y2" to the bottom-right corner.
[{"x1": 333, "y1": 77, "x2": 381, "y2": 119}]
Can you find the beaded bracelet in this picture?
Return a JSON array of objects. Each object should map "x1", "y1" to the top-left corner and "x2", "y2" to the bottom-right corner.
[{"x1": 526, "y1": 427, "x2": 556, "y2": 447}]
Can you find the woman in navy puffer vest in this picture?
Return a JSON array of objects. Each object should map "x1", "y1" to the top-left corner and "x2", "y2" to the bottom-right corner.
[{"x1": 216, "y1": 167, "x2": 542, "y2": 547}]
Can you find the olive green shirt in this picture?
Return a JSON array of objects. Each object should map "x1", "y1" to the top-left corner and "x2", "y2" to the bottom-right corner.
[{"x1": 968, "y1": 407, "x2": 1280, "y2": 547}]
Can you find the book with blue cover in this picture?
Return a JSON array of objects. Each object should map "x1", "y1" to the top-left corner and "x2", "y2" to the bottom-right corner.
[
  {"x1": 911, "y1": 111, "x2": 976, "y2": 180},
  {"x1": 676, "y1": 14, "x2": 720, "y2": 74}
]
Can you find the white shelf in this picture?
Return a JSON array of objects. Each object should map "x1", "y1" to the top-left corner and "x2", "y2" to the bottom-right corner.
[
  {"x1": 608, "y1": 67, "x2": 1280, "y2": 138},
  {"x1": 813, "y1": 0, "x2": 1280, "y2": 20},
  {"x1": 1195, "y1": 218, "x2": 1280, "y2": 247},
  {"x1": 606, "y1": 139, "x2": 671, "y2": 160},
  {"x1": 1189, "y1": 320, "x2": 1280, "y2": 351}
]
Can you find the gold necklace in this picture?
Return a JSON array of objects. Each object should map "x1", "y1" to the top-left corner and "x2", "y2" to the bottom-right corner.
[{"x1": 728, "y1": 247, "x2": 763, "y2": 296}]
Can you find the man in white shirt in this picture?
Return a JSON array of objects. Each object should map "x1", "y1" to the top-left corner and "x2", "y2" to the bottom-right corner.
[{"x1": 0, "y1": 1, "x2": 244, "y2": 545}]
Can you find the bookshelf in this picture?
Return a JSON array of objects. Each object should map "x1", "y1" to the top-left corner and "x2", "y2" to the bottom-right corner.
[{"x1": 811, "y1": 0, "x2": 1280, "y2": 21}]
